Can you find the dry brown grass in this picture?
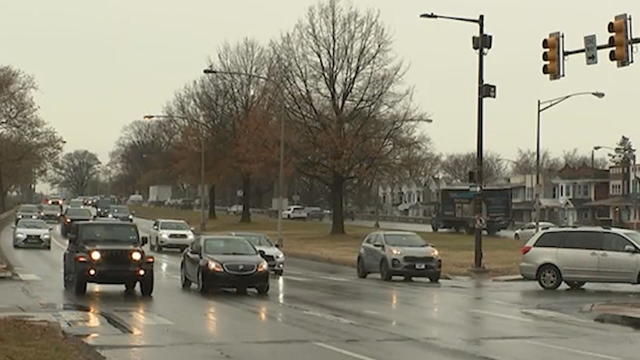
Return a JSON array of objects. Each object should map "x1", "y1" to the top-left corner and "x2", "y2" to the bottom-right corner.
[
  {"x1": 132, "y1": 206, "x2": 521, "y2": 276},
  {"x1": 0, "y1": 318, "x2": 104, "y2": 360}
]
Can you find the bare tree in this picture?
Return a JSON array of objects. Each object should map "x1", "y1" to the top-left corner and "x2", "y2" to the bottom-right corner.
[
  {"x1": 511, "y1": 149, "x2": 562, "y2": 176},
  {"x1": 51, "y1": 150, "x2": 101, "y2": 196},
  {"x1": 440, "y1": 151, "x2": 507, "y2": 184},
  {"x1": 275, "y1": 0, "x2": 427, "y2": 234}
]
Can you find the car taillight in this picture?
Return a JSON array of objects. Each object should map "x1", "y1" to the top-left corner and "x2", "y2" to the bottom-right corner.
[{"x1": 521, "y1": 246, "x2": 533, "y2": 255}]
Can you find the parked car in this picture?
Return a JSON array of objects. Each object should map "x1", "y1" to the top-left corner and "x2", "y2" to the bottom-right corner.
[
  {"x1": 229, "y1": 232, "x2": 285, "y2": 275},
  {"x1": 514, "y1": 222, "x2": 556, "y2": 241},
  {"x1": 12, "y1": 219, "x2": 52, "y2": 249},
  {"x1": 107, "y1": 205, "x2": 134, "y2": 222},
  {"x1": 62, "y1": 207, "x2": 94, "y2": 237},
  {"x1": 520, "y1": 227, "x2": 640, "y2": 290},
  {"x1": 304, "y1": 207, "x2": 325, "y2": 221},
  {"x1": 149, "y1": 219, "x2": 195, "y2": 252},
  {"x1": 127, "y1": 194, "x2": 144, "y2": 205},
  {"x1": 180, "y1": 235, "x2": 270, "y2": 295},
  {"x1": 15, "y1": 204, "x2": 40, "y2": 224},
  {"x1": 356, "y1": 231, "x2": 441, "y2": 282},
  {"x1": 39, "y1": 204, "x2": 62, "y2": 223},
  {"x1": 282, "y1": 205, "x2": 306, "y2": 219},
  {"x1": 63, "y1": 221, "x2": 153, "y2": 295},
  {"x1": 227, "y1": 204, "x2": 243, "y2": 215}
]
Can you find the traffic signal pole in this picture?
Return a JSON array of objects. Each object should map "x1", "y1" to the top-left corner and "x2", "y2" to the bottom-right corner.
[{"x1": 474, "y1": 14, "x2": 485, "y2": 270}]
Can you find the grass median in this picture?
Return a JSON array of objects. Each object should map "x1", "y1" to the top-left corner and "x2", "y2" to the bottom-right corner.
[{"x1": 131, "y1": 206, "x2": 522, "y2": 276}]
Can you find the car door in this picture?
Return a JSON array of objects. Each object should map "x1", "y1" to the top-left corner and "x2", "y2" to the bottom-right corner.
[
  {"x1": 360, "y1": 235, "x2": 375, "y2": 271},
  {"x1": 184, "y1": 238, "x2": 203, "y2": 281},
  {"x1": 556, "y1": 231, "x2": 603, "y2": 281},
  {"x1": 370, "y1": 234, "x2": 385, "y2": 269},
  {"x1": 599, "y1": 233, "x2": 640, "y2": 282}
]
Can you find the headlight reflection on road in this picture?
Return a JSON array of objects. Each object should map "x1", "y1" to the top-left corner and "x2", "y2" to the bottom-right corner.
[
  {"x1": 206, "y1": 303, "x2": 217, "y2": 335},
  {"x1": 278, "y1": 276, "x2": 284, "y2": 304},
  {"x1": 391, "y1": 291, "x2": 398, "y2": 310},
  {"x1": 259, "y1": 306, "x2": 268, "y2": 322}
]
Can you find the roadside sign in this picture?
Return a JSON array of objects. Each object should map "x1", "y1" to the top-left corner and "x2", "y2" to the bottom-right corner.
[
  {"x1": 584, "y1": 34, "x2": 598, "y2": 65},
  {"x1": 475, "y1": 215, "x2": 486, "y2": 229}
]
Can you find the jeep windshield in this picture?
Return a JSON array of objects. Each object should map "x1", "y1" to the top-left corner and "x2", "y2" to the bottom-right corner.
[{"x1": 79, "y1": 224, "x2": 139, "y2": 245}]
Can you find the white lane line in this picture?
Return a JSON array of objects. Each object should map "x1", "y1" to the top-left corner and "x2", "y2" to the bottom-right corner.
[
  {"x1": 524, "y1": 340, "x2": 621, "y2": 360},
  {"x1": 313, "y1": 342, "x2": 376, "y2": 360},
  {"x1": 470, "y1": 309, "x2": 533, "y2": 323},
  {"x1": 303, "y1": 310, "x2": 356, "y2": 325},
  {"x1": 317, "y1": 275, "x2": 349, "y2": 282},
  {"x1": 17, "y1": 273, "x2": 42, "y2": 281}
]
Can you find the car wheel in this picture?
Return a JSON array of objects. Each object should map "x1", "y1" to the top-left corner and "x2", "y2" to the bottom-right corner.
[
  {"x1": 197, "y1": 270, "x2": 208, "y2": 294},
  {"x1": 380, "y1": 260, "x2": 392, "y2": 281},
  {"x1": 180, "y1": 264, "x2": 192, "y2": 289},
  {"x1": 274, "y1": 269, "x2": 284, "y2": 276},
  {"x1": 150, "y1": 240, "x2": 156, "y2": 252},
  {"x1": 565, "y1": 281, "x2": 586, "y2": 290},
  {"x1": 537, "y1": 264, "x2": 562, "y2": 290},
  {"x1": 429, "y1": 273, "x2": 441, "y2": 283},
  {"x1": 356, "y1": 257, "x2": 368, "y2": 279},
  {"x1": 514, "y1": 234, "x2": 520, "y2": 241},
  {"x1": 74, "y1": 275, "x2": 87, "y2": 295},
  {"x1": 256, "y1": 283, "x2": 270, "y2": 295},
  {"x1": 431, "y1": 225, "x2": 439, "y2": 232},
  {"x1": 140, "y1": 274, "x2": 154, "y2": 296}
]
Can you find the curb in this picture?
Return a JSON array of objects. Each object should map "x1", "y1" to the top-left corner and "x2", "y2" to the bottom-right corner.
[
  {"x1": 594, "y1": 313, "x2": 640, "y2": 329},
  {"x1": 492, "y1": 275, "x2": 527, "y2": 282}
]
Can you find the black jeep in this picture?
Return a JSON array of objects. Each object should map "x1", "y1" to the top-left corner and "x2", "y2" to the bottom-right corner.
[{"x1": 63, "y1": 221, "x2": 154, "y2": 296}]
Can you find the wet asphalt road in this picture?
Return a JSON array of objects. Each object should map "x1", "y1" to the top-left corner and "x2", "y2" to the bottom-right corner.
[{"x1": 1, "y1": 220, "x2": 640, "y2": 360}]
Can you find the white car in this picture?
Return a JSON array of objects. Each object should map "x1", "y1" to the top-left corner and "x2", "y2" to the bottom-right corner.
[
  {"x1": 281, "y1": 205, "x2": 306, "y2": 219},
  {"x1": 514, "y1": 222, "x2": 556, "y2": 241},
  {"x1": 149, "y1": 219, "x2": 195, "y2": 252},
  {"x1": 227, "y1": 204, "x2": 243, "y2": 215},
  {"x1": 229, "y1": 232, "x2": 285, "y2": 275},
  {"x1": 13, "y1": 219, "x2": 52, "y2": 249}
]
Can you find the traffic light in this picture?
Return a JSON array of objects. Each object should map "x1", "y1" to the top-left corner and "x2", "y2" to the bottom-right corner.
[
  {"x1": 542, "y1": 32, "x2": 563, "y2": 80},
  {"x1": 608, "y1": 14, "x2": 632, "y2": 67}
]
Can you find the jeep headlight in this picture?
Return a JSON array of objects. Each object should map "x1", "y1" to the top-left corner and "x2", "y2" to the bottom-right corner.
[
  {"x1": 89, "y1": 250, "x2": 101, "y2": 261},
  {"x1": 130, "y1": 250, "x2": 142, "y2": 261},
  {"x1": 431, "y1": 249, "x2": 439, "y2": 257}
]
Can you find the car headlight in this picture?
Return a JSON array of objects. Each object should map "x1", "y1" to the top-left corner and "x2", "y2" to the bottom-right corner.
[
  {"x1": 131, "y1": 250, "x2": 142, "y2": 261},
  {"x1": 187, "y1": 233, "x2": 194, "y2": 239},
  {"x1": 31, "y1": 215, "x2": 38, "y2": 219},
  {"x1": 257, "y1": 261, "x2": 269, "y2": 272},
  {"x1": 128, "y1": 215, "x2": 133, "y2": 219},
  {"x1": 160, "y1": 233, "x2": 169, "y2": 239},
  {"x1": 89, "y1": 250, "x2": 101, "y2": 261},
  {"x1": 431, "y1": 249, "x2": 439, "y2": 257},
  {"x1": 390, "y1": 247, "x2": 402, "y2": 256},
  {"x1": 42, "y1": 234, "x2": 51, "y2": 240},
  {"x1": 275, "y1": 253, "x2": 285, "y2": 260},
  {"x1": 207, "y1": 260, "x2": 223, "y2": 272},
  {"x1": 108, "y1": 214, "x2": 113, "y2": 218},
  {"x1": 16, "y1": 233, "x2": 26, "y2": 239},
  {"x1": 17, "y1": 214, "x2": 23, "y2": 219}
]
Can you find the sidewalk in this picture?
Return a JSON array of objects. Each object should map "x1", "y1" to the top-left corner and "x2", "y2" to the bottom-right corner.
[{"x1": 589, "y1": 302, "x2": 640, "y2": 329}]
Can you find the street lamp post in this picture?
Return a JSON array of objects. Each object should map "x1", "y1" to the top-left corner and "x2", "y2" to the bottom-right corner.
[
  {"x1": 144, "y1": 114, "x2": 208, "y2": 232},
  {"x1": 420, "y1": 12, "x2": 492, "y2": 270},
  {"x1": 535, "y1": 92, "x2": 605, "y2": 232},
  {"x1": 203, "y1": 69, "x2": 286, "y2": 247}
]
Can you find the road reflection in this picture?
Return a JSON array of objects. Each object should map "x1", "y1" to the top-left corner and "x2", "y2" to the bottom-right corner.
[{"x1": 206, "y1": 302, "x2": 217, "y2": 335}]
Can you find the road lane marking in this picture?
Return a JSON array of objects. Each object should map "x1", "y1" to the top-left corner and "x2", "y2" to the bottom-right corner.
[
  {"x1": 524, "y1": 340, "x2": 621, "y2": 360},
  {"x1": 313, "y1": 342, "x2": 376, "y2": 360},
  {"x1": 303, "y1": 310, "x2": 356, "y2": 325},
  {"x1": 317, "y1": 275, "x2": 349, "y2": 282},
  {"x1": 470, "y1": 309, "x2": 533, "y2": 323},
  {"x1": 17, "y1": 273, "x2": 42, "y2": 281}
]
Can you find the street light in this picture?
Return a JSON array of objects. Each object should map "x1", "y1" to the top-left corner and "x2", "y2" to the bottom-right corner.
[
  {"x1": 203, "y1": 68, "x2": 286, "y2": 247},
  {"x1": 535, "y1": 92, "x2": 605, "y2": 232},
  {"x1": 592, "y1": 145, "x2": 616, "y2": 169},
  {"x1": 420, "y1": 11, "x2": 492, "y2": 271},
  {"x1": 144, "y1": 114, "x2": 208, "y2": 232}
]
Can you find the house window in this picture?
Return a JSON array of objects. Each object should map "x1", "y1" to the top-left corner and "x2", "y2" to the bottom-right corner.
[
  {"x1": 560, "y1": 185, "x2": 564, "y2": 197},
  {"x1": 552, "y1": 186, "x2": 557, "y2": 199}
]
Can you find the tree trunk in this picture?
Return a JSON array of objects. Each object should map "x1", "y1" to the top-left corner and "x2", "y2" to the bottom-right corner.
[
  {"x1": 330, "y1": 173, "x2": 345, "y2": 234},
  {"x1": 208, "y1": 184, "x2": 217, "y2": 219},
  {"x1": 240, "y1": 174, "x2": 252, "y2": 223}
]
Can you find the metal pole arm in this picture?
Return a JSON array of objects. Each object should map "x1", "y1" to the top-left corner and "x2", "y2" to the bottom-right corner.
[
  {"x1": 539, "y1": 92, "x2": 602, "y2": 112},
  {"x1": 419, "y1": 12, "x2": 480, "y2": 24}
]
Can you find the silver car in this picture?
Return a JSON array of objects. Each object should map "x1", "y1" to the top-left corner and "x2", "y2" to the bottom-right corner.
[
  {"x1": 514, "y1": 222, "x2": 556, "y2": 241},
  {"x1": 13, "y1": 219, "x2": 52, "y2": 249},
  {"x1": 149, "y1": 219, "x2": 195, "y2": 252},
  {"x1": 230, "y1": 232, "x2": 285, "y2": 275},
  {"x1": 520, "y1": 227, "x2": 640, "y2": 290},
  {"x1": 357, "y1": 231, "x2": 441, "y2": 282}
]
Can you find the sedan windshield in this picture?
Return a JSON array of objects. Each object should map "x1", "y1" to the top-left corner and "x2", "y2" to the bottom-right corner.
[
  {"x1": 79, "y1": 224, "x2": 139, "y2": 244},
  {"x1": 235, "y1": 234, "x2": 273, "y2": 247},
  {"x1": 384, "y1": 233, "x2": 428, "y2": 247},
  {"x1": 17, "y1": 220, "x2": 48, "y2": 229},
  {"x1": 19, "y1": 205, "x2": 38, "y2": 213},
  {"x1": 66, "y1": 208, "x2": 92, "y2": 217},
  {"x1": 160, "y1": 221, "x2": 190, "y2": 231},
  {"x1": 203, "y1": 237, "x2": 257, "y2": 255}
]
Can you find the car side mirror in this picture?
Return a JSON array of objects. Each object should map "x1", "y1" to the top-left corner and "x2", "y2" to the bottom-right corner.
[
  {"x1": 190, "y1": 227, "x2": 195, "y2": 232},
  {"x1": 275, "y1": 244, "x2": 280, "y2": 249},
  {"x1": 624, "y1": 245, "x2": 637, "y2": 253},
  {"x1": 373, "y1": 243, "x2": 384, "y2": 248},
  {"x1": 141, "y1": 236, "x2": 149, "y2": 246},
  {"x1": 258, "y1": 250, "x2": 266, "y2": 258}
]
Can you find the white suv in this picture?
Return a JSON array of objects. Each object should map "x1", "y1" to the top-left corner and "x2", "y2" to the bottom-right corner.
[
  {"x1": 281, "y1": 206, "x2": 306, "y2": 219},
  {"x1": 149, "y1": 219, "x2": 195, "y2": 252},
  {"x1": 520, "y1": 227, "x2": 640, "y2": 290}
]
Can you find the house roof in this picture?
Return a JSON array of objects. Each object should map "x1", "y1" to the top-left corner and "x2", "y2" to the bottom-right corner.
[
  {"x1": 556, "y1": 165, "x2": 609, "y2": 180},
  {"x1": 585, "y1": 196, "x2": 639, "y2": 207}
]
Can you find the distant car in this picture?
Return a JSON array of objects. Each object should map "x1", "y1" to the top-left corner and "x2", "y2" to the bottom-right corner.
[
  {"x1": 229, "y1": 232, "x2": 285, "y2": 275},
  {"x1": 356, "y1": 231, "x2": 441, "y2": 282},
  {"x1": 15, "y1": 204, "x2": 40, "y2": 224},
  {"x1": 127, "y1": 194, "x2": 144, "y2": 205},
  {"x1": 514, "y1": 222, "x2": 556, "y2": 241},
  {"x1": 180, "y1": 235, "x2": 270, "y2": 295},
  {"x1": 13, "y1": 219, "x2": 52, "y2": 249},
  {"x1": 107, "y1": 205, "x2": 133, "y2": 222},
  {"x1": 282, "y1": 205, "x2": 306, "y2": 219},
  {"x1": 47, "y1": 198, "x2": 64, "y2": 207},
  {"x1": 304, "y1": 207, "x2": 325, "y2": 221},
  {"x1": 62, "y1": 207, "x2": 94, "y2": 237},
  {"x1": 39, "y1": 204, "x2": 62, "y2": 223},
  {"x1": 63, "y1": 221, "x2": 153, "y2": 295},
  {"x1": 520, "y1": 227, "x2": 640, "y2": 290},
  {"x1": 95, "y1": 198, "x2": 113, "y2": 217},
  {"x1": 149, "y1": 219, "x2": 195, "y2": 252},
  {"x1": 227, "y1": 204, "x2": 243, "y2": 215}
]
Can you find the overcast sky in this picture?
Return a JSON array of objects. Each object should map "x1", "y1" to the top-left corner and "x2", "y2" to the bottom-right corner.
[{"x1": 2, "y1": 1, "x2": 640, "y2": 165}]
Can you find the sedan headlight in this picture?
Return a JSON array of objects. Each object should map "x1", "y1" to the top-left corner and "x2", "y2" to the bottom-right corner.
[
  {"x1": 42, "y1": 234, "x2": 51, "y2": 240},
  {"x1": 257, "y1": 261, "x2": 269, "y2": 272},
  {"x1": 89, "y1": 250, "x2": 101, "y2": 261},
  {"x1": 389, "y1": 247, "x2": 402, "y2": 256},
  {"x1": 16, "y1": 233, "x2": 26, "y2": 239},
  {"x1": 432, "y1": 249, "x2": 439, "y2": 257},
  {"x1": 131, "y1": 250, "x2": 142, "y2": 261},
  {"x1": 207, "y1": 260, "x2": 223, "y2": 272}
]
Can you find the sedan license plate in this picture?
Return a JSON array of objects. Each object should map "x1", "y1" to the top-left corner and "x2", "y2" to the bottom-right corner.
[{"x1": 415, "y1": 263, "x2": 426, "y2": 270}]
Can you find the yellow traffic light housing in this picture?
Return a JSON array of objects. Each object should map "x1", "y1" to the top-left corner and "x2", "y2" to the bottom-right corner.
[
  {"x1": 608, "y1": 14, "x2": 632, "y2": 67},
  {"x1": 542, "y1": 32, "x2": 563, "y2": 80}
]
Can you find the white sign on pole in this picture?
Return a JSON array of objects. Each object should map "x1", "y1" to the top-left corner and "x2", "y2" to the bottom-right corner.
[{"x1": 584, "y1": 34, "x2": 598, "y2": 65}]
